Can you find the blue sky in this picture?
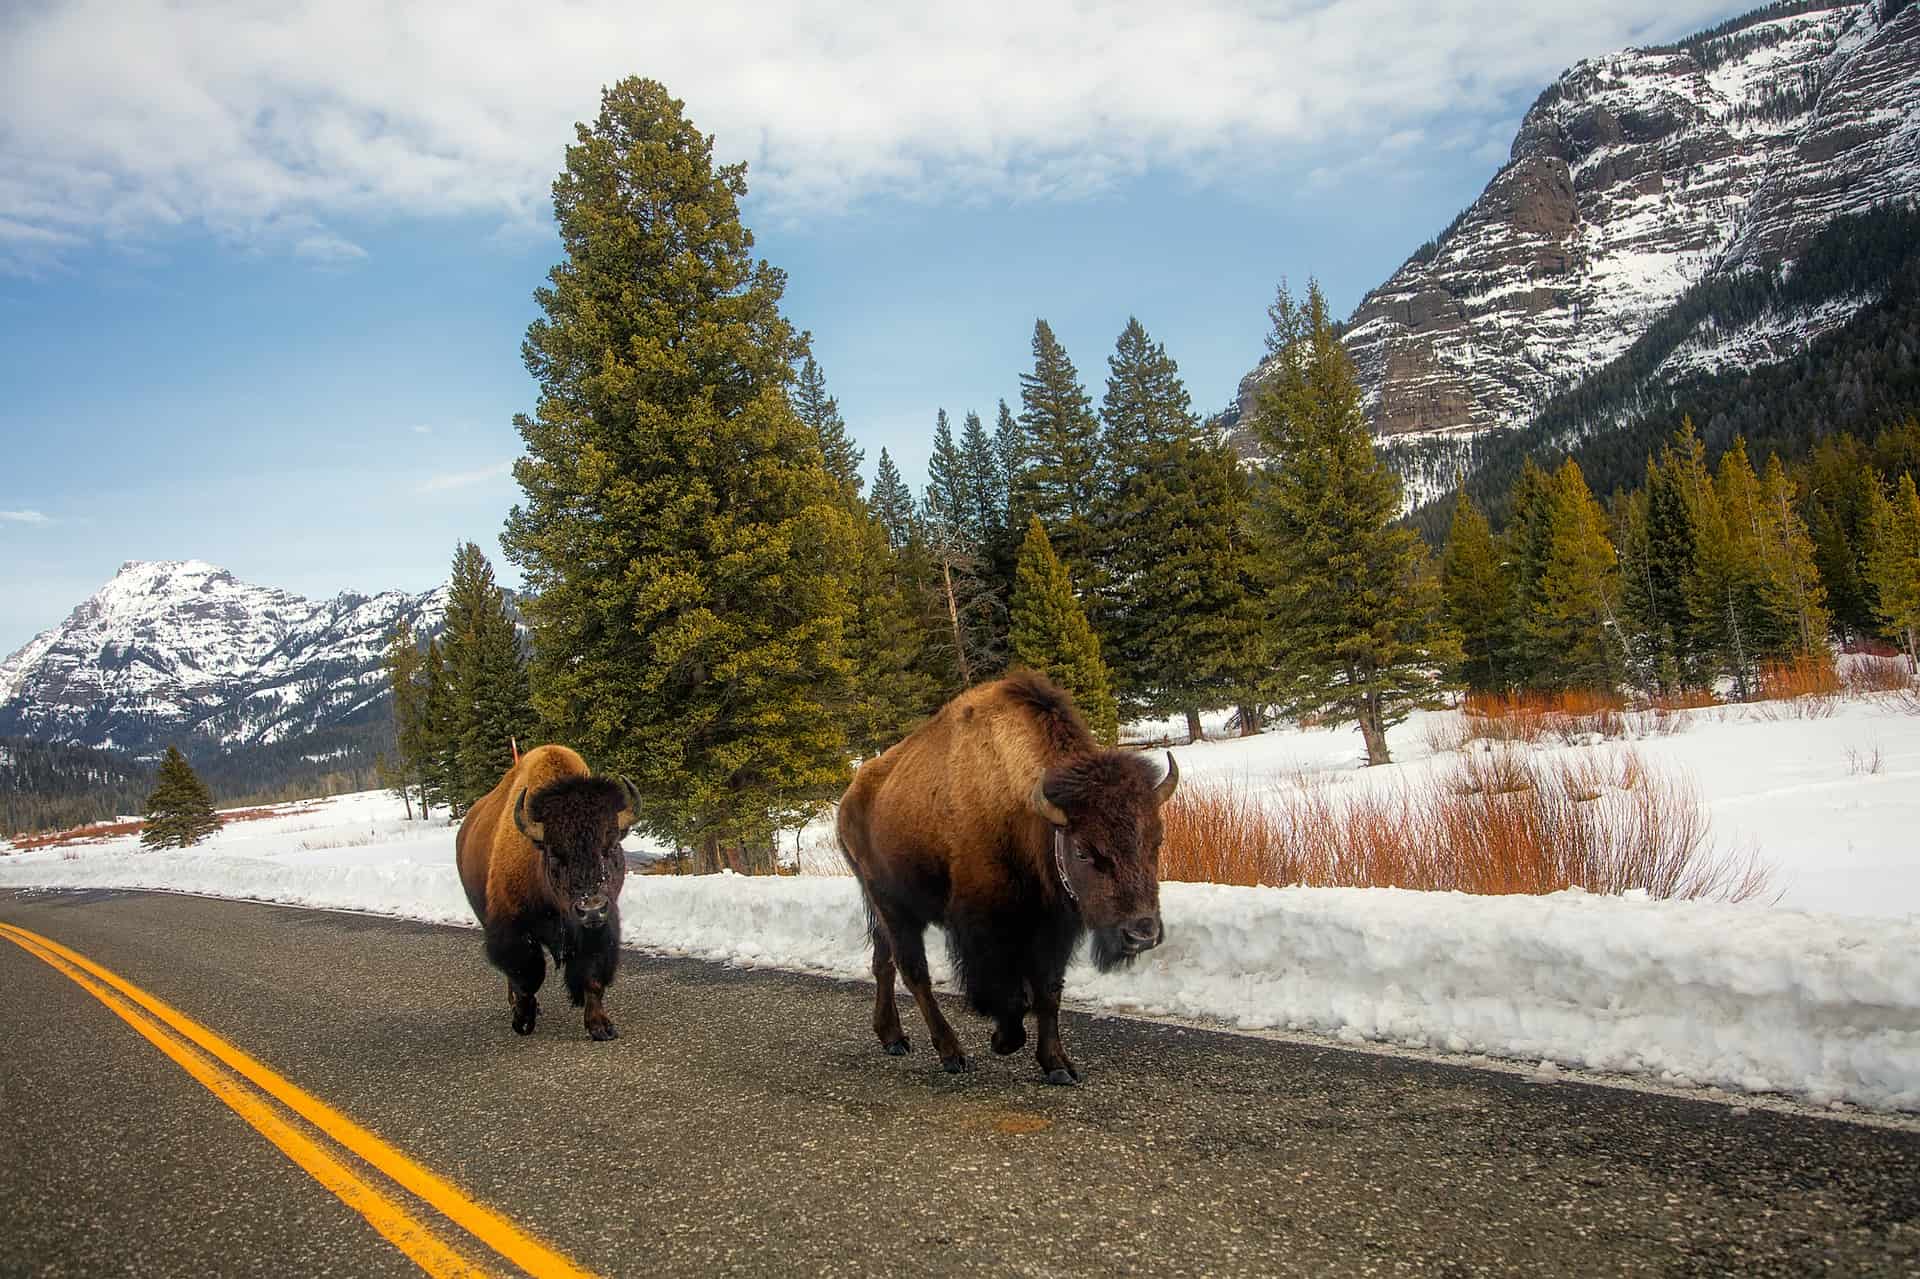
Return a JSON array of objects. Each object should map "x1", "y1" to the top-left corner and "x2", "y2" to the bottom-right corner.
[{"x1": 0, "y1": 0, "x2": 1745, "y2": 657}]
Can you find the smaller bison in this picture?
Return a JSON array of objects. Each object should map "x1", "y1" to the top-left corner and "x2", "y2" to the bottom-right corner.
[
  {"x1": 837, "y1": 672, "x2": 1177, "y2": 1083},
  {"x1": 456, "y1": 745, "x2": 638, "y2": 1041}
]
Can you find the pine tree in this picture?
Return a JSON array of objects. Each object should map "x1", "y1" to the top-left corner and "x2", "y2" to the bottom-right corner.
[
  {"x1": 382, "y1": 617, "x2": 431, "y2": 820},
  {"x1": 1755, "y1": 453, "x2": 1830, "y2": 659},
  {"x1": 419, "y1": 637, "x2": 459, "y2": 816},
  {"x1": 140, "y1": 746, "x2": 220, "y2": 849},
  {"x1": 441, "y1": 542, "x2": 535, "y2": 811},
  {"x1": 503, "y1": 78, "x2": 859, "y2": 872},
  {"x1": 993, "y1": 399, "x2": 1021, "y2": 511},
  {"x1": 1686, "y1": 438, "x2": 1766, "y2": 698},
  {"x1": 842, "y1": 513, "x2": 937, "y2": 758},
  {"x1": 1500, "y1": 459, "x2": 1560, "y2": 689},
  {"x1": 1527, "y1": 461, "x2": 1625, "y2": 692},
  {"x1": 1622, "y1": 430, "x2": 1705, "y2": 692},
  {"x1": 924, "y1": 409, "x2": 969, "y2": 535},
  {"x1": 1014, "y1": 320, "x2": 1103, "y2": 595},
  {"x1": 793, "y1": 353, "x2": 864, "y2": 496},
  {"x1": 1010, "y1": 517, "x2": 1119, "y2": 744},
  {"x1": 958, "y1": 410, "x2": 1003, "y2": 550},
  {"x1": 1093, "y1": 316, "x2": 1260, "y2": 733},
  {"x1": 870, "y1": 448, "x2": 915, "y2": 550},
  {"x1": 1247, "y1": 281, "x2": 1459, "y2": 764},
  {"x1": 1439, "y1": 492, "x2": 1515, "y2": 693},
  {"x1": 1868, "y1": 472, "x2": 1920, "y2": 666}
]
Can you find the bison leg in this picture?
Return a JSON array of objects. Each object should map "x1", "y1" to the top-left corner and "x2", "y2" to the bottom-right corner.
[
  {"x1": 563, "y1": 929, "x2": 621, "y2": 1042},
  {"x1": 887, "y1": 920, "x2": 968, "y2": 1073},
  {"x1": 486, "y1": 928, "x2": 545, "y2": 1036},
  {"x1": 869, "y1": 925, "x2": 909, "y2": 1055},
  {"x1": 1032, "y1": 972, "x2": 1079, "y2": 1085}
]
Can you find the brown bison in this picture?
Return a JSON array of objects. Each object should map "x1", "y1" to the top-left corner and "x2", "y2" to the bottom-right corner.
[
  {"x1": 837, "y1": 672, "x2": 1177, "y2": 1083},
  {"x1": 456, "y1": 744, "x2": 639, "y2": 1041}
]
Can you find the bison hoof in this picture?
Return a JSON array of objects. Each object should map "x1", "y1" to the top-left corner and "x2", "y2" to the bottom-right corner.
[
  {"x1": 991, "y1": 1023, "x2": 1027, "y2": 1056},
  {"x1": 587, "y1": 1019, "x2": 619, "y2": 1042},
  {"x1": 941, "y1": 1054, "x2": 972, "y2": 1074},
  {"x1": 1044, "y1": 1067, "x2": 1079, "y2": 1087},
  {"x1": 881, "y1": 1037, "x2": 911, "y2": 1056},
  {"x1": 512, "y1": 1015, "x2": 537, "y2": 1036}
]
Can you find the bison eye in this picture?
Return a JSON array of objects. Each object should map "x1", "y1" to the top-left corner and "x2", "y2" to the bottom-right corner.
[{"x1": 1072, "y1": 845, "x2": 1092, "y2": 862}]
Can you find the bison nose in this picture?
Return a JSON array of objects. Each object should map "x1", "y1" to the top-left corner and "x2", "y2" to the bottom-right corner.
[
  {"x1": 1121, "y1": 915, "x2": 1162, "y2": 951},
  {"x1": 576, "y1": 894, "x2": 609, "y2": 928}
]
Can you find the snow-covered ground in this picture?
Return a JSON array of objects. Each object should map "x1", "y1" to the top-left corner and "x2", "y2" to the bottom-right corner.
[{"x1": 4, "y1": 697, "x2": 1919, "y2": 1112}]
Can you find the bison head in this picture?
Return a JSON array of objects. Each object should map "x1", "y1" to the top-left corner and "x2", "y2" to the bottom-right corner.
[
  {"x1": 1031, "y1": 749, "x2": 1178, "y2": 971},
  {"x1": 513, "y1": 775, "x2": 640, "y2": 931}
]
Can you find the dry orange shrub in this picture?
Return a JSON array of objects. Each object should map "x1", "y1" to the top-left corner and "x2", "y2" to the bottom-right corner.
[{"x1": 1159, "y1": 749, "x2": 1770, "y2": 903}]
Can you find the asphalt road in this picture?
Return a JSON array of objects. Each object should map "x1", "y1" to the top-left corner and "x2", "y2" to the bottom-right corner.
[{"x1": 1, "y1": 889, "x2": 1916, "y2": 1277}]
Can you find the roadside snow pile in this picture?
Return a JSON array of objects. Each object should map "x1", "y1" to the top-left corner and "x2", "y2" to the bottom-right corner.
[{"x1": 4, "y1": 822, "x2": 1916, "y2": 1111}]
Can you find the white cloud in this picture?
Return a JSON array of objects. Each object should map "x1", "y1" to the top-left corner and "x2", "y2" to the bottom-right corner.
[
  {"x1": 292, "y1": 232, "x2": 368, "y2": 263},
  {"x1": 0, "y1": 0, "x2": 1741, "y2": 267},
  {"x1": 0, "y1": 510, "x2": 51, "y2": 525},
  {"x1": 411, "y1": 425, "x2": 433, "y2": 435},
  {"x1": 416, "y1": 461, "x2": 512, "y2": 494}
]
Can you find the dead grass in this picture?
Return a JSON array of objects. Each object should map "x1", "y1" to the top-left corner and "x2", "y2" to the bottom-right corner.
[
  {"x1": 1844, "y1": 745, "x2": 1885, "y2": 776},
  {"x1": 1842, "y1": 655, "x2": 1920, "y2": 697},
  {"x1": 1160, "y1": 749, "x2": 1771, "y2": 903}
]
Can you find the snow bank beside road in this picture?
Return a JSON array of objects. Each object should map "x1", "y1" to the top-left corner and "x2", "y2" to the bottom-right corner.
[{"x1": 5, "y1": 847, "x2": 1915, "y2": 1112}]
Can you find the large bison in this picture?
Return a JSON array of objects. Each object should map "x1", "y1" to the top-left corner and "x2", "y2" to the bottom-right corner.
[
  {"x1": 456, "y1": 744, "x2": 639, "y2": 1041},
  {"x1": 837, "y1": 671, "x2": 1177, "y2": 1084}
]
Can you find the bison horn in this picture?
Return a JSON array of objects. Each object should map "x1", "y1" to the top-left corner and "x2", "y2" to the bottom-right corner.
[
  {"x1": 1152, "y1": 751, "x2": 1180, "y2": 805},
  {"x1": 1030, "y1": 779, "x2": 1069, "y2": 828},
  {"x1": 614, "y1": 775, "x2": 640, "y2": 829},
  {"x1": 512, "y1": 789, "x2": 546, "y2": 845}
]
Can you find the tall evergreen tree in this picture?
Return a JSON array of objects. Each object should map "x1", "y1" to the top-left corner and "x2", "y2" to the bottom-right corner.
[
  {"x1": 441, "y1": 542, "x2": 535, "y2": 811},
  {"x1": 1685, "y1": 438, "x2": 1767, "y2": 698},
  {"x1": 870, "y1": 448, "x2": 915, "y2": 550},
  {"x1": 792, "y1": 353, "x2": 864, "y2": 495},
  {"x1": 1247, "y1": 281, "x2": 1458, "y2": 765},
  {"x1": 1094, "y1": 316, "x2": 1260, "y2": 733},
  {"x1": 924, "y1": 409, "x2": 968, "y2": 534},
  {"x1": 502, "y1": 77, "x2": 859, "y2": 872},
  {"x1": 1014, "y1": 320, "x2": 1103, "y2": 594},
  {"x1": 381, "y1": 617, "x2": 431, "y2": 820},
  {"x1": 419, "y1": 637, "x2": 458, "y2": 817},
  {"x1": 1527, "y1": 461, "x2": 1625, "y2": 692},
  {"x1": 1500, "y1": 459, "x2": 1560, "y2": 688},
  {"x1": 1868, "y1": 472, "x2": 1920, "y2": 666},
  {"x1": 958, "y1": 410, "x2": 1003, "y2": 549},
  {"x1": 140, "y1": 746, "x2": 220, "y2": 849},
  {"x1": 1010, "y1": 517, "x2": 1119, "y2": 744},
  {"x1": 1755, "y1": 453, "x2": 1830, "y2": 659},
  {"x1": 841, "y1": 513, "x2": 937, "y2": 758},
  {"x1": 993, "y1": 399, "x2": 1020, "y2": 508},
  {"x1": 1439, "y1": 492, "x2": 1515, "y2": 693}
]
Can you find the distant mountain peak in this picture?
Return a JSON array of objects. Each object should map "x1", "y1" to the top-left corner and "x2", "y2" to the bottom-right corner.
[
  {"x1": 0, "y1": 563, "x2": 448, "y2": 756},
  {"x1": 1224, "y1": 0, "x2": 1918, "y2": 457}
]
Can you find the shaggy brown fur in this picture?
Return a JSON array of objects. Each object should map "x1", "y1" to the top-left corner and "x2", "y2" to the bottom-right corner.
[
  {"x1": 456, "y1": 744, "x2": 637, "y2": 1041},
  {"x1": 837, "y1": 671, "x2": 1176, "y2": 1083}
]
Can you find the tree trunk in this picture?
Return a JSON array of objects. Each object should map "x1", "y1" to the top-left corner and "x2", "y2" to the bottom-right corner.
[
  {"x1": 1185, "y1": 707, "x2": 1205, "y2": 744},
  {"x1": 942, "y1": 561, "x2": 973, "y2": 687},
  {"x1": 399, "y1": 788, "x2": 414, "y2": 822},
  {"x1": 1236, "y1": 705, "x2": 1262, "y2": 737},
  {"x1": 696, "y1": 832, "x2": 723, "y2": 875},
  {"x1": 1359, "y1": 696, "x2": 1391, "y2": 767}
]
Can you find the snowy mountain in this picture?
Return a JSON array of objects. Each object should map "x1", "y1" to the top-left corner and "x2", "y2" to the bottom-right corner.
[
  {"x1": 0, "y1": 561, "x2": 448, "y2": 758},
  {"x1": 1225, "y1": 0, "x2": 1919, "y2": 444}
]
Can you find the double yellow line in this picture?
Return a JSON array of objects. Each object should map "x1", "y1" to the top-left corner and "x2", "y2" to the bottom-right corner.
[{"x1": 0, "y1": 923, "x2": 597, "y2": 1279}]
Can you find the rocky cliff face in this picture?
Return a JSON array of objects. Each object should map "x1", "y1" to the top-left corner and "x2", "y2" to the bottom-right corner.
[
  {"x1": 0, "y1": 561, "x2": 447, "y2": 756},
  {"x1": 1228, "y1": 0, "x2": 1920, "y2": 443}
]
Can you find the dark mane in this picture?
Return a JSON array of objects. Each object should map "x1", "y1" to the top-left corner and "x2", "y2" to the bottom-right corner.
[
  {"x1": 527, "y1": 774, "x2": 625, "y2": 821},
  {"x1": 998, "y1": 669, "x2": 1097, "y2": 758}
]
